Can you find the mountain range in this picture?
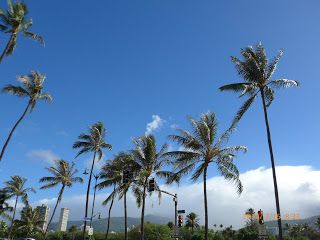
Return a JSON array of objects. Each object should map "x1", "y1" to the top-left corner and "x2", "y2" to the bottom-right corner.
[{"x1": 49, "y1": 215, "x2": 171, "y2": 233}]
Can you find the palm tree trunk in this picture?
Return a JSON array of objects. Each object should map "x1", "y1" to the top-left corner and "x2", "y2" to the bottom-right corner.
[
  {"x1": 124, "y1": 192, "x2": 128, "y2": 240},
  {"x1": 89, "y1": 177, "x2": 98, "y2": 227},
  {"x1": 260, "y1": 90, "x2": 283, "y2": 240},
  {"x1": 7, "y1": 195, "x2": 18, "y2": 239},
  {"x1": 0, "y1": 102, "x2": 30, "y2": 162},
  {"x1": 0, "y1": 33, "x2": 15, "y2": 64},
  {"x1": 43, "y1": 185, "x2": 65, "y2": 240},
  {"x1": 82, "y1": 152, "x2": 96, "y2": 240},
  {"x1": 105, "y1": 185, "x2": 116, "y2": 240},
  {"x1": 203, "y1": 166, "x2": 208, "y2": 240},
  {"x1": 140, "y1": 178, "x2": 148, "y2": 240}
]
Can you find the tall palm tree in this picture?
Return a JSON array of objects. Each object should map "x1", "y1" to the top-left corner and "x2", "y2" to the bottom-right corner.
[
  {"x1": 14, "y1": 205, "x2": 44, "y2": 238},
  {"x1": 130, "y1": 135, "x2": 169, "y2": 240},
  {"x1": 73, "y1": 122, "x2": 112, "y2": 240},
  {"x1": 185, "y1": 212, "x2": 200, "y2": 234},
  {"x1": 1, "y1": 71, "x2": 52, "y2": 162},
  {"x1": 39, "y1": 160, "x2": 83, "y2": 240},
  {"x1": 219, "y1": 43, "x2": 299, "y2": 239},
  {"x1": 0, "y1": 0, "x2": 44, "y2": 64},
  {"x1": 4, "y1": 176, "x2": 35, "y2": 239},
  {"x1": 97, "y1": 152, "x2": 139, "y2": 240},
  {"x1": 165, "y1": 112, "x2": 246, "y2": 240}
]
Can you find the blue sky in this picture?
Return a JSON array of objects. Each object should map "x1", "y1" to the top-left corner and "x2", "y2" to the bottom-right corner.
[{"x1": 0, "y1": 0, "x2": 320, "y2": 222}]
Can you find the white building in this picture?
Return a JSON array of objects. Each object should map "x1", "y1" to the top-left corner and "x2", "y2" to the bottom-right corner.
[
  {"x1": 57, "y1": 208, "x2": 69, "y2": 232},
  {"x1": 36, "y1": 204, "x2": 50, "y2": 231}
]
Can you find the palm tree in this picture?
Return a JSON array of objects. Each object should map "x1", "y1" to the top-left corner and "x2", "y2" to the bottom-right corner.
[
  {"x1": 73, "y1": 122, "x2": 112, "y2": 240},
  {"x1": 165, "y1": 112, "x2": 246, "y2": 240},
  {"x1": 130, "y1": 135, "x2": 169, "y2": 240},
  {"x1": 0, "y1": 0, "x2": 44, "y2": 64},
  {"x1": 97, "y1": 152, "x2": 139, "y2": 240},
  {"x1": 39, "y1": 160, "x2": 83, "y2": 240},
  {"x1": 14, "y1": 205, "x2": 44, "y2": 238},
  {"x1": 96, "y1": 159, "x2": 120, "y2": 240},
  {"x1": 1, "y1": 71, "x2": 52, "y2": 162},
  {"x1": 185, "y1": 212, "x2": 200, "y2": 234},
  {"x1": 219, "y1": 43, "x2": 299, "y2": 239},
  {"x1": 4, "y1": 176, "x2": 35, "y2": 239}
]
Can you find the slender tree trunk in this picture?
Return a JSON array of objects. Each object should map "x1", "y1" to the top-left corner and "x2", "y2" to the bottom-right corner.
[
  {"x1": 0, "y1": 102, "x2": 30, "y2": 162},
  {"x1": 105, "y1": 185, "x2": 116, "y2": 240},
  {"x1": 7, "y1": 195, "x2": 18, "y2": 239},
  {"x1": 124, "y1": 192, "x2": 128, "y2": 240},
  {"x1": 0, "y1": 33, "x2": 15, "y2": 64},
  {"x1": 140, "y1": 178, "x2": 148, "y2": 240},
  {"x1": 89, "y1": 177, "x2": 98, "y2": 227},
  {"x1": 203, "y1": 166, "x2": 208, "y2": 240},
  {"x1": 43, "y1": 186, "x2": 65, "y2": 240},
  {"x1": 260, "y1": 90, "x2": 283, "y2": 240},
  {"x1": 82, "y1": 152, "x2": 96, "y2": 240}
]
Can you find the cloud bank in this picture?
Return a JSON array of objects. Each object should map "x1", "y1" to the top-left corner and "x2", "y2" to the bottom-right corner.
[
  {"x1": 26, "y1": 149, "x2": 59, "y2": 166},
  {"x1": 28, "y1": 165, "x2": 320, "y2": 229}
]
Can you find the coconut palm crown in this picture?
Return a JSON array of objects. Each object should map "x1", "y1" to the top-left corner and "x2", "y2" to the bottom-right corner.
[
  {"x1": 0, "y1": 0, "x2": 44, "y2": 63},
  {"x1": 219, "y1": 42, "x2": 299, "y2": 130}
]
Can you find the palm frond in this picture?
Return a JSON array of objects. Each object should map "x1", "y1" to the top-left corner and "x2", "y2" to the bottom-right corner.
[
  {"x1": 23, "y1": 31, "x2": 44, "y2": 45},
  {"x1": 269, "y1": 79, "x2": 299, "y2": 88}
]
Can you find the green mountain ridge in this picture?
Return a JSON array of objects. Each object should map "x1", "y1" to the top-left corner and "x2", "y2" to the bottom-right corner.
[
  {"x1": 264, "y1": 214, "x2": 320, "y2": 230},
  {"x1": 49, "y1": 215, "x2": 171, "y2": 233}
]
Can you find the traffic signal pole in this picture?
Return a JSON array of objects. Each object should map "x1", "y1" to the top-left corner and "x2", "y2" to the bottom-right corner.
[{"x1": 155, "y1": 188, "x2": 178, "y2": 228}]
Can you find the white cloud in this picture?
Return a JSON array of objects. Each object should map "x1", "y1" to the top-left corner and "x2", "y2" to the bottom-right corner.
[
  {"x1": 28, "y1": 165, "x2": 320, "y2": 229},
  {"x1": 26, "y1": 149, "x2": 59, "y2": 166},
  {"x1": 145, "y1": 115, "x2": 165, "y2": 135},
  {"x1": 55, "y1": 130, "x2": 68, "y2": 137}
]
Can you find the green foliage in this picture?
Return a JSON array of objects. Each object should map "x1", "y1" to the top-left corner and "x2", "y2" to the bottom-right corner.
[
  {"x1": 128, "y1": 223, "x2": 171, "y2": 240},
  {"x1": 235, "y1": 226, "x2": 258, "y2": 240},
  {"x1": 0, "y1": 220, "x2": 8, "y2": 237}
]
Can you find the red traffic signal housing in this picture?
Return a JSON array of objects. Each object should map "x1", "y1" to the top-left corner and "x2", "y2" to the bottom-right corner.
[
  {"x1": 258, "y1": 209, "x2": 264, "y2": 225},
  {"x1": 178, "y1": 215, "x2": 183, "y2": 227}
]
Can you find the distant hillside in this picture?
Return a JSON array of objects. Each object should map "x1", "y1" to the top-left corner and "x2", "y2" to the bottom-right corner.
[
  {"x1": 264, "y1": 215, "x2": 320, "y2": 230},
  {"x1": 49, "y1": 215, "x2": 171, "y2": 233}
]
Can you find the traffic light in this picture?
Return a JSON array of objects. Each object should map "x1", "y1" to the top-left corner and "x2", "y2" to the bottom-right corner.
[
  {"x1": 258, "y1": 209, "x2": 264, "y2": 225},
  {"x1": 123, "y1": 170, "x2": 130, "y2": 184},
  {"x1": 178, "y1": 215, "x2": 183, "y2": 227},
  {"x1": 148, "y1": 178, "x2": 155, "y2": 192},
  {"x1": 0, "y1": 193, "x2": 5, "y2": 210}
]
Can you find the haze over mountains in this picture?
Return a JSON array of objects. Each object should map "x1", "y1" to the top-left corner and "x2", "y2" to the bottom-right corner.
[{"x1": 49, "y1": 215, "x2": 171, "y2": 232}]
